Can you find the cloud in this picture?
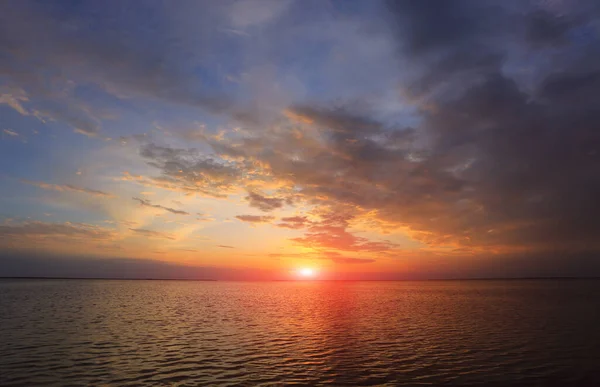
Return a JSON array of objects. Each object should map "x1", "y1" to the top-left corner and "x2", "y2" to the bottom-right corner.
[
  {"x1": 3, "y1": 249, "x2": 600, "y2": 280},
  {"x1": 245, "y1": 190, "x2": 284, "y2": 212},
  {"x1": 235, "y1": 215, "x2": 275, "y2": 223},
  {"x1": 268, "y1": 252, "x2": 306, "y2": 258},
  {"x1": 330, "y1": 257, "x2": 376, "y2": 264},
  {"x1": 229, "y1": 0, "x2": 292, "y2": 28},
  {"x1": 128, "y1": 228, "x2": 175, "y2": 240},
  {"x1": 218, "y1": 245, "x2": 235, "y2": 249},
  {"x1": 277, "y1": 216, "x2": 309, "y2": 229},
  {"x1": 137, "y1": 143, "x2": 249, "y2": 197},
  {"x1": 36, "y1": 105, "x2": 101, "y2": 137},
  {"x1": 132, "y1": 197, "x2": 189, "y2": 215},
  {"x1": 196, "y1": 213, "x2": 215, "y2": 222},
  {"x1": 291, "y1": 212, "x2": 396, "y2": 252},
  {"x1": 0, "y1": 87, "x2": 29, "y2": 116},
  {"x1": 21, "y1": 180, "x2": 115, "y2": 198},
  {"x1": 0, "y1": 1, "x2": 246, "y2": 136},
  {"x1": 3, "y1": 129, "x2": 18, "y2": 137},
  {"x1": 321, "y1": 250, "x2": 375, "y2": 264},
  {"x1": 0, "y1": 77, "x2": 101, "y2": 137},
  {"x1": 0, "y1": 221, "x2": 115, "y2": 240},
  {"x1": 525, "y1": 9, "x2": 575, "y2": 47},
  {"x1": 0, "y1": 252, "x2": 281, "y2": 280},
  {"x1": 178, "y1": 0, "x2": 600, "y2": 258},
  {"x1": 104, "y1": 220, "x2": 137, "y2": 227},
  {"x1": 385, "y1": 0, "x2": 498, "y2": 55},
  {"x1": 3, "y1": 0, "x2": 600, "y2": 276}
]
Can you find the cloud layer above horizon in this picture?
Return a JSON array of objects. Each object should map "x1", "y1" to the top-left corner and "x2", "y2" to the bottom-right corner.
[{"x1": 1, "y1": 0, "x2": 600, "y2": 279}]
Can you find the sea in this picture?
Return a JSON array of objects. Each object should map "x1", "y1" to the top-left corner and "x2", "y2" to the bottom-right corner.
[{"x1": 1, "y1": 279, "x2": 599, "y2": 386}]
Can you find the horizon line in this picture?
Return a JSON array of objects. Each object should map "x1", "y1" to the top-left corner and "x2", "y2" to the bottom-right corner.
[{"x1": 2, "y1": 276, "x2": 600, "y2": 282}]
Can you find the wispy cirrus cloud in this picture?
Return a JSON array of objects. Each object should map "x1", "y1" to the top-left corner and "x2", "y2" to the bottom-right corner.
[
  {"x1": 132, "y1": 197, "x2": 189, "y2": 215},
  {"x1": 0, "y1": 87, "x2": 30, "y2": 116},
  {"x1": 104, "y1": 220, "x2": 137, "y2": 227},
  {"x1": 21, "y1": 180, "x2": 115, "y2": 198},
  {"x1": 196, "y1": 213, "x2": 215, "y2": 222},
  {"x1": 0, "y1": 221, "x2": 116, "y2": 240},
  {"x1": 128, "y1": 228, "x2": 175, "y2": 240}
]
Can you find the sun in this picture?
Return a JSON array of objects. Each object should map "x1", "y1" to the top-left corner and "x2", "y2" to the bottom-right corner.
[{"x1": 297, "y1": 268, "x2": 317, "y2": 279}]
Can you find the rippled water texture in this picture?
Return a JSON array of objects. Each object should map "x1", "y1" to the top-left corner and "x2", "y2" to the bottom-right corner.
[{"x1": 1, "y1": 280, "x2": 599, "y2": 386}]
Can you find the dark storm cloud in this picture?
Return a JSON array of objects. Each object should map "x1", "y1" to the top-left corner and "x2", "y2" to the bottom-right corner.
[
  {"x1": 374, "y1": 0, "x2": 600, "y2": 251},
  {"x1": 385, "y1": 0, "x2": 509, "y2": 98},
  {"x1": 386, "y1": 0, "x2": 493, "y2": 55},
  {"x1": 525, "y1": 9, "x2": 574, "y2": 47}
]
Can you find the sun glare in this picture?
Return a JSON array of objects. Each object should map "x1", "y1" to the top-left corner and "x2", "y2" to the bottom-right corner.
[{"x1": 297, "y1": 268, "x2": 317, "y2": 279}]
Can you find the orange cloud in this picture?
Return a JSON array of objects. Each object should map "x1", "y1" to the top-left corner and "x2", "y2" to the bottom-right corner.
[
  {"x1": 129, "y1": 228, "x2": 175, "y2": 240},
  {"x1": 235, "y1": 215, "x2": 275, "y2": 224},
  {"x1": 132, "y1": 197, "x2": 189, "y2": 215},
  {"x1": 276, "y1": 216, "x2": 309, "y2": 229}
]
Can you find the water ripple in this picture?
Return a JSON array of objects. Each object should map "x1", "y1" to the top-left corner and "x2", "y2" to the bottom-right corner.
[{"x1": 1, "y1": 279, "x2": 600, "y2": 386}]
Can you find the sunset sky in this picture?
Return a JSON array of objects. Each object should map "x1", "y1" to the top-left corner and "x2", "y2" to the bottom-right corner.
[{"x1": 1, "y1": 0, "x2": 599, "y2": 279}]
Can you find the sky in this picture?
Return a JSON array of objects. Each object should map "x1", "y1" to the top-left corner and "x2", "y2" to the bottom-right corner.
[{"x1": 1, "y1": 0, "x2": 600, "y2": 280}]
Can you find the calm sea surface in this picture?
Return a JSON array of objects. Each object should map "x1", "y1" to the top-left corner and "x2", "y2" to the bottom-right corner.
[{"x1": 1, "y1": 279, "x2": 599, "y2": 386}]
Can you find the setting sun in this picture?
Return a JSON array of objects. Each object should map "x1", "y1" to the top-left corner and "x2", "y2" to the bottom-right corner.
[{"x1": 297, "y1": 268, "x2": 317, "y2": 278}]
